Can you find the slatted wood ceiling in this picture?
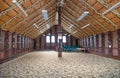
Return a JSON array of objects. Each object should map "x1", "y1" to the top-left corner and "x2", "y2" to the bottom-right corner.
[{"x1": 0, "y1": 0, "x2": 120, "y2": 39}]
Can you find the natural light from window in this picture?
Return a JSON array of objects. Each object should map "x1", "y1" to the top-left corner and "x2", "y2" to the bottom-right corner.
[
  {"x1": 51, "y1": 36, "x2": 55, "y2": 43},
  {"x1": 63, "y1": 36, "x2": 66, "y2": 43},
  {"x1": 46, "y1": 36, "x2": 50, "y2": 43}
]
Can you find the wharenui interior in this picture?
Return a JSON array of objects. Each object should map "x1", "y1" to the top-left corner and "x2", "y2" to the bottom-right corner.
[{"x1": 0, "y1": 0, "x2": 120, "y2": 78}]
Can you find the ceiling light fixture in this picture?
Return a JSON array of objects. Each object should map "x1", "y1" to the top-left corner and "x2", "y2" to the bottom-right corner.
[
  {"x1": 102, "y1": 2, "x2": 120, "y2": 15},
  {"x1": 81, "y1": 24, "x2": 90, "y2": 29},
  {"x1": 12, "y1": 0, "x2": 28, "y2": 16},
  {"x1": 69, "y1": 24, "x2": 74, "y2": 29},
  {"x1": 42, "y1": 10, "x2": 48, "y2": 20},
  {"x1": 68, "y1": 34, "x2": 71, "y2": 36},
  {"x1": 77, "y1": 11, "x2": 89, "y2": 21},
  {"x1": 73, "y1": 31, "x2": 77, "y2": 34},
  {"x1": 46, "y1": 24, "x2": 50, "y2": 29},
  {"x1": 33, "y1": 23, "x2": 39, "y2": 28}
]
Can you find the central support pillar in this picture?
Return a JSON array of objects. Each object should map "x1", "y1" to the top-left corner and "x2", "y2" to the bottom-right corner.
[
  {"x1": 58, "y1": 39, "x2": 62, "y2": 57},
  {"x1": 57, "y1": 6, "x2": 62, "y2": 57}
]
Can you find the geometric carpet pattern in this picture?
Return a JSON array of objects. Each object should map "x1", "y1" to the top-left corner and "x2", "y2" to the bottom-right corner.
[{"x1": 0, "y1": 51, "x2": 120, "y2": 78}]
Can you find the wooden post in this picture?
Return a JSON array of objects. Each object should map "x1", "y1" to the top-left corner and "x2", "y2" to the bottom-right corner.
[
  {"x1": 58, "y1": 6, "x2": 62, "y2": 57},
  {"x1": 55, "y1": 26, "x2": 58, "y2": 51}
]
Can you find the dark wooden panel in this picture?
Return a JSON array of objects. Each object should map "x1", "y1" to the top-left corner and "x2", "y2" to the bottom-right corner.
[
  {"x1": 108, "y1": 31, "x2": 113, "y2": 55},
  {"x1": 96, "y1": 35, "x2": 99, "y2": 52},
  {"x1": 0, "y1": 30, "x2": 34, "y2": 63},
  {"x1": 4, "y1": 31, "x2": 9, "y2": 59},
  {"x1": 0, "y1": 30, "x2": 5, "y2": 51},
  {"x1": 101, "y1": 33, "x2": 105, "y2": 53},
  {"x1": 117, "y1": 29, "x2": 120, "y2": 56},
  {"x1": 8, "y1": 32, "x2": 12, "y2": 58},
  {"x1": 0, "y1": 30, "x2": 5, "y2": 60},
  {"x1": 12, "y1": 33, "x2": 15, "y2": 56},
  {"x1": 17, "y1": 35, "x2": 19, "y2": 53},
  {"x1": 14, "y1": 34, "x2": 17, "y2": 54}
]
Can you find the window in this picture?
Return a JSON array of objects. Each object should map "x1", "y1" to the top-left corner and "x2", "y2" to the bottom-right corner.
[
  {"x1": 58, "y1": 34, "x2": 62, "y2": 43},
  {"x1": 63, "y1": 36, "x2": 66, "y2": 43},
  {"x1": 58, "y1": 36, "x2": 66, "y2": 43},
  {"x1": 46, "y1": 36, "x2": 50, "y2": 43},
  {"x1": 51, "y1": 36, "x2": 55, "y2": 43}
]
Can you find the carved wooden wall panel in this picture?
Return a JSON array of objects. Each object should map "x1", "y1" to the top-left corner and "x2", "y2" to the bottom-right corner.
[
  {"x1": 117, "y1": 29, "x2": 120, "y2": 56},
  {"x1": 108, "y1": 31, "x2": 113, "y2": 55},
  {"x1": 113, "y1": 31, "x2": 118, "y2": 56},
  {"x1": 101, "y1": 33, "x2": 105, "y2": 53}
]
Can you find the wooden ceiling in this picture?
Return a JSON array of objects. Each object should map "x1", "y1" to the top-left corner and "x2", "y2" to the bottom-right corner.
[{"x1": 0, "y1": 0, "x2": 120, "y2": 39}]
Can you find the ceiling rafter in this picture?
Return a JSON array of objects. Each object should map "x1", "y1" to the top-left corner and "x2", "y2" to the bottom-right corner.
[
  {"x1": 97, "y1": 0, "x2": 120, "y2": 18},
  {"x1": 0, "y1": 0, "x2": 24, "y2": 16},
  {"x1": 63, "y1": 5, "x2": 100, "y2": 35},
  {"x1": 68, "y1": 0, "x2": 109, "y2": 31},
  {"x1": 23, "y1": 18, "x2": 55, "y2": 37},
  {"x1": 20, "y1": 12, "x2": 55, "y2": 36},
  {"x1": 62, "y1": 19, "x2": 84, "y2": 37},
  {"x1": 1, "y1": 0, "x2": 44, "y2": 29},
  {"x1": 79, "y1": 0, "x2": 119, "y2": 29},
  {"x1": 27, "y1": 21, "x2": 55, "y2": 38},
  {"x1": 62, "y1": 15, "x2": 88, "y2": 36},
  {"x1": 62, "y1": 21, "x2": 83, "y2": 38},
  {"x1": 16, "y1": 7, "x2": 55, "y2": 34},
  {"x1": 81, "y1": 21, "x2": 98, "y2": 35},
  {"x1": 8, "y1": 0, "x2": 55, "y2": 32},
  {"x1": 24, "y1": 17, "x2": 55, "y2": 35},
  {"x1": 62, "y1": 10, "x2": 92, "y2": 36},
  {"x1": 17, "y1": 9, "x2": 55, "y2": 34},
  {"x1": 62, "y1": 16, "x2": 88, "y2": 37},
  {"x1": 0, "y1": 0, "x2": 120, "y2": 39},
  {"x1": 24, "y1": 15, "x2": 55, "y2": 37},
  {"x1": 10, "y1": 2, "x2": 55, "y2": 34}
]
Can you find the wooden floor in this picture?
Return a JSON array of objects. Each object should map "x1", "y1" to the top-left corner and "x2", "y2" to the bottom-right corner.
[{"x1": 0, "y1": 51, "x2": 120, "y2": 78}]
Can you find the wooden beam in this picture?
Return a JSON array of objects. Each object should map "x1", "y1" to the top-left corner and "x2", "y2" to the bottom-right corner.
[
  {"x1": 17, "y1": 10, "x2": 55, "y2": 35},
  {"x1": 97, "y1": 0, "x2": 120, "y2": 18},
  {"x1": 0, "y1": 0, "x2": 24, "y2": 16},
  {"x1": 58, "y1": 6, "x2": 62, "y2": 57},
  {"x1": 62, "y1": 18, "x2": 84, "y2": 38},
  {"x1": 62, "y1": 12, "x2": 89, "y2": 36},
  {"x1": 7, "y1": 0, "x2": 55, "y2": 32},
  {"x1": 66, "y1": 0, "x2": 108, "y2": 31},
  {"x1": 1, "y1": 0, "x2": 44, "y2": 29},
  {"x1": 78, "y1": 0, "x2": 119, "y2": 29},
  {"x1": 23, "y1": 14, "x2": 55, "y2": 37}
]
